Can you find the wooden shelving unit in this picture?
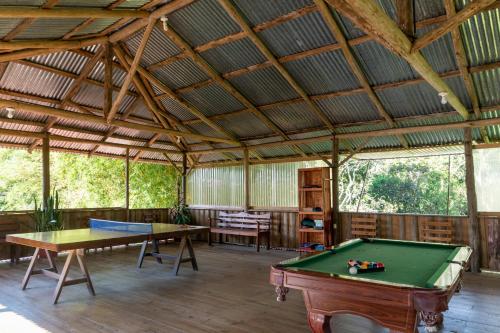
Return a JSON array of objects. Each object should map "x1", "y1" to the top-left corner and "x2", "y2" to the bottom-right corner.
[{"x1": 297, "y1": 167, "x2": 332, "y2": 248}]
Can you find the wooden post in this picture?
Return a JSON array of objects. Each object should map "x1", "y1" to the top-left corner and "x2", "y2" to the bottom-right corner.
[
  {"x1": 181, "y1": 152, "x2": 187, "y2": 205},
  {"x1": 125, "y1": 148, "x2": 130, "y2": 221},
  {"x1": 464, "y1": 127, "x2": 480, "y2": 272},
  {"x1": 243, "y1": 148, "x2": 250, "y2": 211},
  {"x1": 332, "y1": 136, "x2": 340, "y2": 244},
  {"x1": 103, "y1": 42, "x2": 113, "y2": 118},
  {"x1": 42, "y1": 133, "x2": 50, "y2": 206}
]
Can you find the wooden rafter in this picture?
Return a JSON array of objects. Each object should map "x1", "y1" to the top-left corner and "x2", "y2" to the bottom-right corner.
[
  {"x1": 445, "y1": 0, "x2": 489, "y2": 144},
  {"x1": 412, "y1": 0, "x2": 496, "y2": 52},
  {"x1": 315, "y1": 0, "x2": 408, "y2": 148},
  {"x1": 395, "y1": 0, "x2": 415, "y2": 38},
  {"x1": 103, "y1": 42, "x2": 113, "y2": 118},
  {"x1": 0, "y1": 36, "x2": 108, "y2": 50},
  {"x1": 218, "y1": 0, "x2": 335, "y2": 132},
  {"x1": 325, "y1": 0, "x2": 470, "y2": 121},
  {"x1": 107, "y1": 20, "x2": 155, "y2": 123},
  {"x1": 0, "y1": 7, "x2": 148, "y2": 19}
]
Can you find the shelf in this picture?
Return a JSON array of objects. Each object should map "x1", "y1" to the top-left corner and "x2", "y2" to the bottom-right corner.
[
  {"x1": 298, "y1": 211, "x2": 324, "y2": 215},
  {"x1": 298, "y1": 228, "x2": 325, "y2": 233},
  {"x1": 299, "y1": 187, "x2": 322, "y2": 192}
]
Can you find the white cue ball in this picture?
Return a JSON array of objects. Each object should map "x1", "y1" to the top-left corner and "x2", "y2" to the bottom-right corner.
[{"x1": 349, "y1": 267, "x2": 358, "y2": 275}]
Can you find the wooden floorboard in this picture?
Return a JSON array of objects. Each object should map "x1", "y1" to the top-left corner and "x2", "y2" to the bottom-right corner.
[{"x1": 0, "y1": 243, "x2": 499, "y2": 333}]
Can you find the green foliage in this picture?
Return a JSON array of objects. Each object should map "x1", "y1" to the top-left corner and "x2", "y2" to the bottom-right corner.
[
  {"x1": 33, "y1": 190, "x2": 63, "y2": 232},
  {"x1": 170, "y1": 203, "x2": 192, "y2": 225},
  {"x1": 130, "y1": 162, "x2": 178, "y2": 209}
]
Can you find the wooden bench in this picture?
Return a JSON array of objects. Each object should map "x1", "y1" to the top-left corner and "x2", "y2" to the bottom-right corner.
[
  {"x1": 0, "y1": 221, "x2": 20, "y2": 263},
  {"x1": 419, "y1": 220, "x2": 453, "y2": 244},
  {"x1": 351, "y1": 216, "x2": 377, "y2": 239},
  {"x1": 209, "y1": 212, "x2": 271, "y2": 252}
]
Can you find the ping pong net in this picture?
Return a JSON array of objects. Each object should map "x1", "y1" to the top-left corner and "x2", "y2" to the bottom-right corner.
[{"x1": 88, "y1": 219, "x2": 153, "y2": 234}]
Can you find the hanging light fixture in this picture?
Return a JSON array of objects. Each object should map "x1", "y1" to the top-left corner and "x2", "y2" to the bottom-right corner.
[
  {"x1": 5, "y1": 107, "x2": 15, "y2": 119},
  {"x1": 438, "y1": 92, "x2": 448, "y2": 105}
]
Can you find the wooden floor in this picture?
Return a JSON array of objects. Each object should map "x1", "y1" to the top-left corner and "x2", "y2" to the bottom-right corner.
[{"x1": 0, "y1": 242, "x2": 499, "y2": 333}]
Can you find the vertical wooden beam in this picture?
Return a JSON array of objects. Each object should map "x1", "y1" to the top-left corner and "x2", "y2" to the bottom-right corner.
[
  {"x1": 395, "y1": 0, "x2": 415, "y2": 38},
  {"x1": 125, "y1": 148, "x2": 130, "y2": 221},
  {"x1": 464, "y1": 127, "x2": 480, "y2": 272},
  {"x1": 331, "y1": 136, "x2": 340, "y2": 244},
  {"x1": 243, "y1": 148, "x2": 250, "y2": 211},
  {"x1": 42, "y1": 134, "x2": 50, "y2": 206},
  {"x1": 181, "y1": 152, "x2": 187, "y2": 205},
  {"x1": 103, "y1": 42, "x2": 113, "y2": 118}
]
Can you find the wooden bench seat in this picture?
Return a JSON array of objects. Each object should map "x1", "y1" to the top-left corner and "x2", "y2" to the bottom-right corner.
[
  {"x1": 209, "y1": 212, "x2": 271, "y2": 252},
  {"x1": 0, "y1": 221, "x2": 20, "y2": 263}
]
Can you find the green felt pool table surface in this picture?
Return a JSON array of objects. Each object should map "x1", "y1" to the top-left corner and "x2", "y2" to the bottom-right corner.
[{"x1": 280, "y1": 238, "x2": 465, "y2": 288}]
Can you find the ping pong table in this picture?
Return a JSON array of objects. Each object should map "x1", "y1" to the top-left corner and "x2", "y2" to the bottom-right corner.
[{"x1": 6, "y1": 219, "x2": 209, "y2": 304}]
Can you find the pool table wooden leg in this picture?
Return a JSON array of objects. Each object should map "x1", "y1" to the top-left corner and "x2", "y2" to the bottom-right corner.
[
  {"x1": 419, "y1": 311, "x2": 443, "y2": 333},
  {"x1": 307, "y1": 312, "x2": 331, "y2": 333}
]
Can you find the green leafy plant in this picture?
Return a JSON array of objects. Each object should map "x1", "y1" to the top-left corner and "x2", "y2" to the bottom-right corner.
[
  {"x1": 170, "y1": 203, "x2": 191, "y2": 225},
  {"x1": 32, "y1": 190, "x2": 64, "y2": 232}
]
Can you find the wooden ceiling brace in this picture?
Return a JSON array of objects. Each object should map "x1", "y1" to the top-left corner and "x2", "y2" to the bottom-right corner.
[{"x1": 0, "y1": 7, "x2": 149, "y2": 19}]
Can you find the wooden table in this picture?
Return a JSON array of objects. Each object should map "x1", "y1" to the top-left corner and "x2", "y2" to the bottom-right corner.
[
  {"x1": 7, "y1": 222, "x2": 209, "y2": 304},
  {"x1": 270, "y1": 238, "x2": 472, "y2": 333}
]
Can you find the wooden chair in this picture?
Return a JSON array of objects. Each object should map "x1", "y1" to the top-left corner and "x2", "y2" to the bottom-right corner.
[
  {"x1": 351, "y1": 216, "x2": 377, "y2": 239},
  {"x1": 0, "y1": 221, "x2": 20, "y2": 263},
  {"x1": 209, "y1": 212, "x2": 271, "y2": 252},
  {"x1": 419, "y1": 220, "x2": 453, "y2": 244}
]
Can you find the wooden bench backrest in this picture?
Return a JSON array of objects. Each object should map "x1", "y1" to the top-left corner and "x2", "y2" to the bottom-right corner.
[
  {"x1": 215, "y1": 212, "x2": 271, "y2": 230},
  {"x1": 0, "y1": 221, "x2": 19, "y2": 242},
  {"x1": 419, "y1": 220, "x2": 453, "y2": 244},
  {"x1": 351, "y1": 217, "x2": 377, "y2": 238}
]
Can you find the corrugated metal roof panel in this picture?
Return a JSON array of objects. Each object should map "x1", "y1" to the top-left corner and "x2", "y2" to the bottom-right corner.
[
  {"x1": 262, "y1": 101, "x2": 324, "y2": 132},
  {"x1": 215, "y1": 113, "x2": 272, "y2": 138},
  {"x1": 257, "y1": 11, "x2": 336, "y2": 57},
  {"x1": 417, "y1": 24, "x2": 458, "y2": 73},
  {"x1": 117, "y1": 0, "x2": 153, "y2": 9},
  {"x1": 56, "y1": 0, "x2": 115, "y2": 7},
  {"x1": 152, "y1": 57, "x2": 210, "y2": 90},
  {"x1": 128, "y1": 99, "x2": 154, "y2": 120},
  {"x1": 256, "y1": 145, "x2": 297, "y2": 158},
  {"x1": 168, "y1": 0, "x2": 241, "y2": 47},
  {"x1": 50, "y1": 128, "x2": 103, "y2": 141},
  {"x1": 0, "y1": 120, "x2": 40, "y2": 133},
  {"x1": 458, "y1": 2, "x2": 500, "y2": 66},
  {"x1": 159, "y1": 96, "x2": 195, "y2": 121},
  {"x1": 482, "y1": 109, "x2": 500, "y2": 141},
  {"x1": 284, "y1": 50, "x2": 360, "y2": 95},
  {"x1": 356, "y1": 145, "x2": 464, "y2": 160},
  {"x1": 228, "y1": 66, "x2": 299, "y2": 105},
  {"x1": 88, "y1": 63, "x2": 129, "y2": 88},
  {"x1": 55, "y1": 118, "x2": 109, "y2": 133},
  {"x1": 126, "y1": 26, "x2": 182, "y2": 67},
  {"x1": 0, "y1": 62, "x2": 72, "y2": 100},
  {"x1": 0, "y1": 135, "x2": 34, "y2": 146},
  {"x1": 200, "y1": 38, "x2": 266, "y2": 74},
  {"x1": 231, "y1": 0, "x2": 313, "y2": 26},
  {"x1": 472, "y1": 67, "x2": 500, "y2": 106},
  {"x1": 0, "y1": 18, "x2": 23, "y2": 39},
  {"x1": 352, "y1": 40, "x2": 417, "y2": 85},
  {"x1": 316, "y1": 93, "x2": 381, "y2": 124},
  {"x1": 333, "y1": 11, "x2": 366, "y2": 40},
  {"x1": 72, "y1": 18, "x2": 118, "y2": 36},
  {"x1": 180, "y1": 83, "x2": 245, "y2": 116},
  {"x1": 28, "y1": 50, "x2": 87, "y2": 75},
  {"x1": 16, "y1": 18, "x2": 84, "y2": 39},
  {"x1": 298, "y1": 141, "x2": 331, "y2": 154},
  {"x1": 415, "y1": 0, "x2": 445, "y2": 21},
  {"x1": 186, "y1": 122, "x2": 226, "y2": 139}
]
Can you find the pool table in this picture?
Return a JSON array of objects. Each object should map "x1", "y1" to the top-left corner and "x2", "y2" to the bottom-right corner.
[{"x1": 270, "y1": 238, "x2": 471, "y2": 333}]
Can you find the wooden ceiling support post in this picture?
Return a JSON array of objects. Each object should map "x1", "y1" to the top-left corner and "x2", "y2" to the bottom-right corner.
[
  {"x1": 125, "y1": 147, "x2": 130, "y2": 221},
  {"x1": 107, "y1": 19, "x2": 155, "y2": 123},
  {"x1": 103, "y1": 42, "x2": 113, "y2": 118},
  {"x1": 243, "y1": 148, "x2": 250, "y2": 212},
  {"x1": 464, "y1": 127, "x2": 480, "y2": 272},
  {"x1": 42, "y1": 133, "x2": 50, "y2": 206},
  {"x1": 181, "y1": 152, "x2": 187, "y2": 206},
  {"x1": 331, "y1": 136, "x2": 340, "y2": 245},
  {"x1": 395, "y1": 0, "x2": 415, "y2": 38}
]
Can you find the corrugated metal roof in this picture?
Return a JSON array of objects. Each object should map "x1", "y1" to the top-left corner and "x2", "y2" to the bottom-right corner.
[
  {"x1": 214, "y1": 112, "x2": 272, "y2": 138},
  {"x1": 414, "y1": 0, "x2": 445, "y2": 21},
  {"x1": 159, "y1": 96, "x2": 195, "y2": 121},
  {"x1": 262, "y1": 101, "x2": 324, "y2": 132},
  {"x1": 126, "y1": 26, "x2": 182, "y2": 67},
  {"x1": 228, "y1": 66, "x2": 299, "y2": 105},
  {"x1": 0, "y1": 18, "x2": 23, "y2": 38},
  {"x1": 257, "y1": 11, "x2": 336, "y2": 57},
  {"x1": 168, "y1": 0, "x2": 242, "y2": 47},
  {"x1": 231, "y1": 0, "x2": 313, "y2": 26},
  {"x1": 417, "y1": 24, "x2": 458, "y2": 74},
  {"x1": 200, "y1": 37, "x2": 266, "y2": 74},
  {"x1": 152, "y1": 57, "x2": 210, "y2": 90},
  {"x1": 72, "y1": 18, "x2": 118, "y2": 36},
  {"x1": 284, "y1": 49, "x2": 361, "y2": 94},
  {"x1": 16, "y1": 18, "x2": 84, "y2": 39},
  {"x1": 179, "y1": 83, "x2": 245, "y2": 116},
  {"x1": 473, "y1": 67, "x2": 500, "y2": 106},
  {"x1": 56, "y1": 0, "x2": 116, "y2": 7},
  {"x1": 28, "y1": 51, "x2": 87, "y2": 75},
  {"x1": 316, "y1": 93, "x2": 381, "y2": 124}
]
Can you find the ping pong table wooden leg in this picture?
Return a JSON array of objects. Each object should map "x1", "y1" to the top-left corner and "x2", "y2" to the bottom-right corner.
[
  {"x1": 152, "y1": 238, "x2": 163, "y2": 264},
  {"x1": 76, "y1": 249, "x2": 95, "y2": 297},
  {"x1": 53, "y1": 250, "x2": 75, "y2": 304},
  {"x1": 172, "y1": 235, "x2": 198, "y2": 276},
  {"x1": 137, "y1": 240, "x2": 148, "y2": 269},
  {"x1": 186, "y1": 236, "x2": 198, "y2": 271},
  {"x1": 21, "y1": 247, "x2": 40, "y2": 290}
]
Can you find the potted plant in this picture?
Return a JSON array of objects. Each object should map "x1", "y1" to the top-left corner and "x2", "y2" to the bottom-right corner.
[
  {"x1": 32, "y1": 190, "x2": 63, "y2": 257},
  {"x1": 170, "y1": 202, "x2": 192, "y2": 226}
]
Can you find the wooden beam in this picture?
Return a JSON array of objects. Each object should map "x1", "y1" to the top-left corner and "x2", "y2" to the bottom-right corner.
[
  {"x1": 180, "y1": 152, "x2": 187, "y2": 205},
  {"x1": 0, "y1": 98, "x2": 239, "y2": 144},
  {"x1": 103, "y1": 42, "x2": 113, "y2": 118},
  {"x1": 0, "y1": 37, "x2": 108, "y2": 50},
  {"x1": 332, "y1": 136, "x2": 340, "y2": 244},
  {"x1": 395, "y1": 0, "x2": 415, "y2": 38},
  {"x1": 338, "y1": 137, "x2": 371, "y2": 167},
  {"x1": 243, "y1": 148, "x2": 250, "y2": 211},
  {"x1": 464, "y1": 127, "x2": 480, "y2": 272},
  {"x1": 218, "y1": 0, "x2": 335, "y2": 131},
  {"x1": 0, "y1": 7, "x2": 148, "y2": 19},
  {"x1": 412, "y1": 0, "x2": 496, "y2": 52},
  {"x1": 314, "y1": 0, "x2": 408, "y2": 148},
  {"x1": 125, "y1": 147, "x2": 130, "y2": 221},
  {"x1": 109, "y1": 0, "x2": 194, "y2": 42},
  {"x1": 42, "y1": 134, "x2": 50, "y2": 205},
  {"x1": 325, "y1": 0, "x2": 470, "y2": 120},
  {"x1": 133, "y1": 133, "x2": 160, "y2": 161},
  {"x1": 445, "y1": 0, "x2": 489, "y2": 144},
  {"x1": 107, "y1": 20, "x2": 155, "y2": 122}
]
